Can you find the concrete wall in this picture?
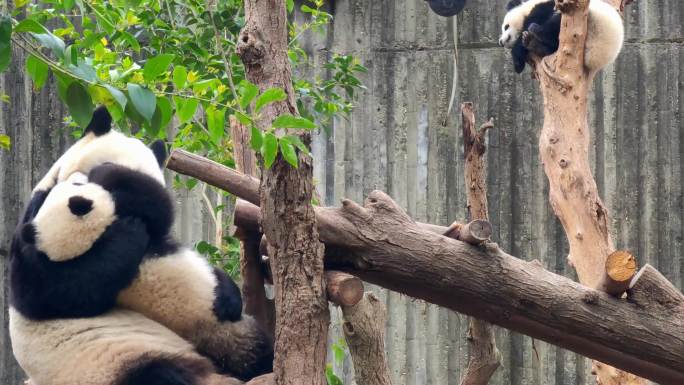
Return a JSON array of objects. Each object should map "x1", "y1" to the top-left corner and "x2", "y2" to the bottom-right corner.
[{"x1": 1, "y1": 1, "x2": 682, "y2": 384}]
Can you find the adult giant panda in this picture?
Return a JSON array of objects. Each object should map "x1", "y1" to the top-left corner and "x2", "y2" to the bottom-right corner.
[
  {"x1": 498, "y1": 0, "x2": 624, "y2": 74},
  {"x1": 10, "y1": 107, "x2": 273, "y2": 382}
]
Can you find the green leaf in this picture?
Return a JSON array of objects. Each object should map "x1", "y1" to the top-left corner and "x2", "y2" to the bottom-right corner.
[
  {"x1": 287, "y1": 0, "x2": 294, "y2": 13},
  {"x1": 119, "y1": 31, "x2": 140, "y2": 53},
  {"x1": 26, "y1": 55, "x2": 48, "y2": 90},
  {"x1": 174, "y1": 96, "x2": 198, "y2": 123},
  {"x1": 0, "y1": 134, "x2": 10, "y2": 150},
  {"x1": 234, "y1": 110, "x2": 252, "y2": 125},
  {"x1": 172, "y1": 65, "x2": 187, "y2": 90},
  {"x1": 65, "y1": 82, "x2": 94, "y2": 128},
  {"x1": 63, "y1": 0, "x2": 75, "y2": 11},
  {"x1": 13, "y1": 19, "x2": 45, "y2": 34},
  {"x1": 0, "y1": 17, "x2": 12, "y2": 73},
  {"x1": 157, "y1": 97, "x2": 173, "y2": 131},
  {"x1": 65, "y1": 45, "x2": 78, "y2": 66},
  {"x1": 143, "y1": 54, "x2": 175, "y2": 82},
  {"x1": 272, "y1": 114, "x2": 316, "y2": 130},
  {"x1": 55, "y1": 72, "x2": 72, "y2": 103},
  {"x1": 206, "y1": 106, "x2": 226, "y2": 145},
  {"x1": 255, "y1": 87, "x2": 286, "y2": 113},
  {"x1": 104, "y1": 84, "x2": 127, "y2": 110},
  {"x1": 283, "y1": 134, "x2": 310, "y2": 155},
  {"x1": 250, "y1": 125, "x2": 263, "y2": 151},
  {"x1": 127, "y1": 83, "x2": 156, "y2": 123},
  {"x1": 278, "y1": 137, "x2": 298, "y2": 168},
  {"x1": 238, "y1": 80, "x2": 258, "y2": 110},
  {"x1": 261, "y1": 132, "x2": 277, "y2": 168},
  {"x1": 325, "y1": 365, "x2": 343, "y2": 385},
  {"x1": 32, "y1": 32, "x2": 66, "y2": 60}
]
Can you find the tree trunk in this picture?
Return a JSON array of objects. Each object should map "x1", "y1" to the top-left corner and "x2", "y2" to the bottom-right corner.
[
  {"x1": 534, "y1": 1, "x2": 646, "y2": 384},
  {"x1": 237, "y1": 2, "x2": 329, "y2": 385},
  {"x1": 458, "y1": 103, "x2": 500, "y2": 385}
]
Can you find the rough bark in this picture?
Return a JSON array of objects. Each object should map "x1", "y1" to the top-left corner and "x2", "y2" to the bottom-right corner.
[
  {"x1": 458, "y1": 103, "x2": 500, "y2": 385},
  {"x1": 237, "y1": 1, "x2": 329, "y2": 385},
  {"x1": 230, "y1": 116, "x2": 275, "y2": 339},
  {"x1": 628, "y1": 264, "x2": 684, "y2": 311},
  {"x1": 533, "y1": 1, "x2": 646, "y2": 384},
  {"x1": 340, "y1": 293, "x2": 392, "y2": 385}
]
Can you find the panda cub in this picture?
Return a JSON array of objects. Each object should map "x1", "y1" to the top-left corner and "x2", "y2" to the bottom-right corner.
[
  {"x1": 11, "y1": 107, "x2": 273, "y2": 383},
  {"x1": 499, "y1": 0, "x2": 624, "y2": 74}
]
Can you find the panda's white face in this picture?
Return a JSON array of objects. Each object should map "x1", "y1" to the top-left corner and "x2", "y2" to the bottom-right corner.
[
  {"x1": 31, "y1": 173, "x2": 116, "y2": 262},
  {"x1": 499, "y1": 8, "x2": 525, "y2": 48}
]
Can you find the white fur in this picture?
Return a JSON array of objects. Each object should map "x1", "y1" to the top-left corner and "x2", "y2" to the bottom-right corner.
[
  {"x1": 9, "y1": 308, "x2": 214, "y2": 385},
  {"x1": 33, "y1": 181, "x2": 116, "y2": 262},
  {"x1": 34, "y1": 129, "x2": 164, "y2": 193},
  {"x1": 117, "y1": 248, "x2": 218, "y2": 337},
  {"x1": 499, "y1": 0, "x2": 624, "y2": 73}
]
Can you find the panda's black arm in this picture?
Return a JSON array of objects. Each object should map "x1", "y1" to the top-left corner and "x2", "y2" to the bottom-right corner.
[
  {"x1": 524, "y1": 0, "x2": 556, "y2": 30},
  {"x1": 88, "y1": 163, "x2": 174, "y2": 241},
  {"x1": 10, "y1": 217, "x2": 149, "y2": 320},
  {"x1": 511, "y1": 39, "x2": 529, "y2": 73}
]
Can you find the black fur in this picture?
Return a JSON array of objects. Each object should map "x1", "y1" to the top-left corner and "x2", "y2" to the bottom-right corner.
[
  {"x1": 150, "y1": 140, "x2": 168, "y2": 168},
  {"x1": 118, "y1": 357, "x2": 209, "y2": 385},
  {"x1": 68, "y1": 196, "x2": 94, "y2": 216},
  {"x1": 212, "y1": 267, "x2": 243, "y2": 322},
  {"x1": 509, "y1": 0, "x2": 561, "y2": 73},
  {"x1": 506, "y1": 0, "x2": 522, "y2": 11},
  {"x1": 21, "y1": 190, "x2": 50, "y2": 224},
  {"x1": 88, "y1": 163, "x2": 174, "y2": 245},
  {"x1": 10, "y1": 217, "x2": 149, "y2": 319},
  {"x1": 84, "y1": 106, "x2": 113, "y2": 137}
]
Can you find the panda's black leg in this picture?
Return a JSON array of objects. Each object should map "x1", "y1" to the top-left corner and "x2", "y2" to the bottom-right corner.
[
  {"x1": 120, "y1": 358, "x2": 203, "y2": 385},
  {"x1": 212, "y1": 267, "x2": 243, "y2": 322}
]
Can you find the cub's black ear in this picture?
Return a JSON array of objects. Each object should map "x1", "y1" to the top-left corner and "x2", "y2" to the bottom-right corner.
[
  {"x1": 84, "y1": 106, "x2": 112, "y2": 137},
  {"x1": 506, "y1": 0, "x2": 522, "y2": 11},
  {"x1": 150, "y1": 140, "x2": 167, "y2": 168},
  {"x1": 21, "y1": 223, "x2": 36, "y2": 245}
]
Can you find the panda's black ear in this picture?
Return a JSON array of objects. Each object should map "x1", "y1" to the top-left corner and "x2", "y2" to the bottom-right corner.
[
  {"x1": 83, "y1": 106, "x2": 112, "y2": 137},
  {"x1": 506, "y1": 0, "x2": 522, "y2": 11},
  {"x1": 150, "y1": 140, "x2": 168, "y2": 169}
]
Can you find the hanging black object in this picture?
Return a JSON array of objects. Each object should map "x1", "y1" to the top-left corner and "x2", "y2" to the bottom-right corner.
[{"x1": 426, "y1": 0, "x2": 467, "y2": 17}]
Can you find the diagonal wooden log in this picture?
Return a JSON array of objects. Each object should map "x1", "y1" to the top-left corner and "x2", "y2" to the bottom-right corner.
[{"x1": 168, "y1": 151, "x2": 684, "y2": 385}]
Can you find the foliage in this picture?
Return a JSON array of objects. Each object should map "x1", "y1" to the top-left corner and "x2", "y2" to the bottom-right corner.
[
  {"x1": 0, "y1": 0, "x2": 365, "y2": 277},
  {"x1": 326, "y1": 338, "x2": 348, "y2": 385},
  {"x1": 196, "y1": 238, "x2": 241, "y2": 279}
]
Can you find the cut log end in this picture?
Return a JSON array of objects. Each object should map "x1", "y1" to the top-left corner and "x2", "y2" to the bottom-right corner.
[
  {"x1": 628, "y1": 264, "x2": 684, "y2": 311},
  {"x1": 326, "y1": 271, "x2": 364, "y2": 307},
  {"x1": 444, "y1": 219, "x2": 492, "y2": 245},
  {"x1": 600, "y1": 250, "x2": 638, "y2": 296}
]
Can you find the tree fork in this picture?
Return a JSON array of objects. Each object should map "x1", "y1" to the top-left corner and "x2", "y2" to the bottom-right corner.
[
  {"x1": 534, "y1": 0, "x2": 645, "y2": 383},
  {"x1": 237, "y1": 1, "x2": 329, "y2": 384}
]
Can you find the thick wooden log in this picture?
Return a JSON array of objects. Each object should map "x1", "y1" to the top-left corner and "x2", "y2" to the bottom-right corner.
[
  {"x1": 341, "y1": 293, "x2": 392, "y2": 385},
  {"x1": 599, "y1": 250, "x2": 638, "y2": 297},
  {"x1": 169, "y1": 151, "x2": 684, "y2": 384},
  {"x1": 239, "y1": 192, "x2": 684, "y2": 385},
  {"x1": 325, "y1": 271, "x2": 364, "y2": 307}
]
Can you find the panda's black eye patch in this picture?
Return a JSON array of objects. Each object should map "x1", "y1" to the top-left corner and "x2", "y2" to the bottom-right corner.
[{"x1": 505, "y1": 24, "x2": 510, "y2": 31}]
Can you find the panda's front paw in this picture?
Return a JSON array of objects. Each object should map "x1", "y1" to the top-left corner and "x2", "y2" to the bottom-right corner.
[{"x1": 521, "y1": 31, "x2": 532, "y2": 48}]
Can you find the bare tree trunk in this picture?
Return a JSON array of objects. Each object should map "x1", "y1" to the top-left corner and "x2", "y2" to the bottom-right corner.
[
  {"x1": 458, "y1": 103, "x2": 500, "y2": 385},
  {"x1": 534, "y1": 1, "x2": 646, "y2": 384},
  {"x1": 230, "y1": 116, "x2": 276, "y2": 338},
  {"x1": 237, "y1": 2, "x2": 329, "y2": 385},
  {"x1": 341, "y1": 293, "x2": 392, "y2": 385}
]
